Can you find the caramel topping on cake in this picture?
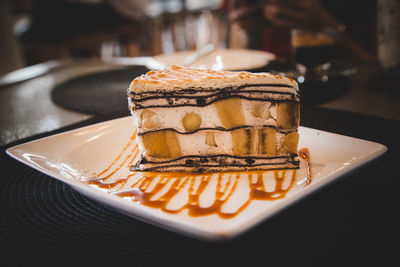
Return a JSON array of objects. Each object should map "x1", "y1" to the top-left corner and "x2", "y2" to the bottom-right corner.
[{"x1": 129, "y1": 65, "x2": 298, "y2": 93}]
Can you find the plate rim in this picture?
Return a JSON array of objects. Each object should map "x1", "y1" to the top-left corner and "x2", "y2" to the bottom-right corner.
[
  {"x1": 152, "y1": 48, "x2": 277, "y2": 71},
  {"x1": 5, "y1": 116, "x2": 388, "y2": 241}
]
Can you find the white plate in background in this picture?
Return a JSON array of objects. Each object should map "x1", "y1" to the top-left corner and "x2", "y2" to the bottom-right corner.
[
  {"x1": 153, "y1": 49, "x2": 276, "y2": 71},
  {"x1": 6, "y1": 116, "x2": 386, "y2": 240}
]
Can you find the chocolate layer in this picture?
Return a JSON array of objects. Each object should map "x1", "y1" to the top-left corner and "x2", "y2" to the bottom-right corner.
[
  {"x1": 129, "y1": 84, "x2": 299, "y2": 109},
  {"x1": 131, "y1": 154, "x2": 299, "y2": 173},
  {"x1": 138, "y1": 125, "x2": 297, "y2": 136},
  {"x1": 131, "y1": 83, "x2": 297, "y2": 96}
]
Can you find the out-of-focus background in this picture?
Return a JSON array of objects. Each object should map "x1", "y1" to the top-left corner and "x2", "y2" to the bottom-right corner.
[
  {"x1": 1, "y1": 0, "x2": 399, "y2": 144},
  {"x1": 1, "y1": 2, "x2": 400, "y2": 266},
  {"x1": 3, "y1": 0, "x2": 400, "y2": 143},
  {"x1": 1, "y1": 0, "x2": 229, "y2": 74},
  {"x1": 0, "y1": 0, "x2": 381, "y2": 74}
]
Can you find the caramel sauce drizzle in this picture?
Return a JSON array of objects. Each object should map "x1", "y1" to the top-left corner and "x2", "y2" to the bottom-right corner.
[
  {"x1": 84, "y1": 132, "x2": 310, "y2": 219},
  {"x1": 93, "y1": 131, "x2": 138, "y2": 178},
  {"x1": 298, "y1": 148, "x2": 312, "y2": 185}
]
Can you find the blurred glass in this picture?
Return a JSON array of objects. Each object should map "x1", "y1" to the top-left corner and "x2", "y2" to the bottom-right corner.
[
  {"x1": 102, "y1": 0, "x2": 226, "y2": 59},
  {"x1": 284, "y1": 28, "x2": 356, "y2": 105},
  {"x1": 291, "y1": 29, "x2": 336, "y2": 67},
  {"x1": 148, "y1": 9, "x2": 228, "y2": 56},
  {"x1": 376, "y1": 0, "x2": 400, "y2": 92},
  {"x1": 378, "y1": 0, "x2": 400, "y2": 74}
]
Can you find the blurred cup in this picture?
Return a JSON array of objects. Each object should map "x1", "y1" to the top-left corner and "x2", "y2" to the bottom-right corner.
[{"x1": 291, "y1": 28, "x2": 336, "y2": 67}]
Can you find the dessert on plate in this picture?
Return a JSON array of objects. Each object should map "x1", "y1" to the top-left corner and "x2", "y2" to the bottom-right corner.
[{"x1": 128, "y1": 65, "x2": 300, "y2": 172}]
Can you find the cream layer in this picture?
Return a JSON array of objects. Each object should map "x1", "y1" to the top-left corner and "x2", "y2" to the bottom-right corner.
[{"x1": 133, "y1": 99, "x2": 278, "y2": 134}]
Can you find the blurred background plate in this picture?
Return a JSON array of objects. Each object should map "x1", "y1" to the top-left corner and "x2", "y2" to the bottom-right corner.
[{"x1": 153, "y1": 49, "x2": 276, "y2": 71}]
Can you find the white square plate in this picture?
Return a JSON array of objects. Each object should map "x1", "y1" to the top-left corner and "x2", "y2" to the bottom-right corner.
[{"x1": 6, "y1": 116, "x2": 387, "y2": 240}]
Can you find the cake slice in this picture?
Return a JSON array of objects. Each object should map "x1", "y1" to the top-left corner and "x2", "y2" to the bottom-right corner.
[{"x1": 128, "y1": 65, "x2": 300, "y2": 172}]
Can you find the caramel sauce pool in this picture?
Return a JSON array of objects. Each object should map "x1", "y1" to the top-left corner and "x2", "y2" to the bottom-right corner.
[{"x1": 84, "y1": 132, "x2": 311, "y2": 219}]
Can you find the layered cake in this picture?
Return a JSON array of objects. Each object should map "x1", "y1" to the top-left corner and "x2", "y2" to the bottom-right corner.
[{"x1": 128, "y1": 65, "x2": 300, "y2": 172}]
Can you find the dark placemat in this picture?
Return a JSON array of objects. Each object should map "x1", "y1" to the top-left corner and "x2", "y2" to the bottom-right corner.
[
  {"x1": 1, "y1": 108, "x2": 400, "y2": 266},
  {"x1": 51, "y1": 66, "x2": 149, "y2": 116}
]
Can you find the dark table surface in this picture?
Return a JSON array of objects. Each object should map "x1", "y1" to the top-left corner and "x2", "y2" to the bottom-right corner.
[{"x1": 1, "y1": 62, "x2": 399, "y2": 266}]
